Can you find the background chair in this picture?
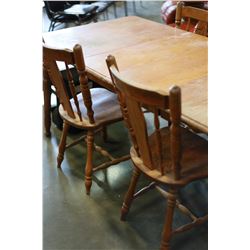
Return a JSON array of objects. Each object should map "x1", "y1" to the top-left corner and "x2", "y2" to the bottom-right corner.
[
  {"x1": 87, "y1": 1, "x2": 117, "y2": 20},
  {"x1": 161, "y1": 1, "x2": 208, "y2": 26},
  {"x1": 43, "y1": 44, "x2": 130, "y2": 194},
  {"x1": 106, "y1": 55, "x2": 208, "y2": 250},
  {"x1": 44, "y1": 1, "x2": 98, "y2": 31},
  {"x1": 175, "y1": 1, "x2": 208, "y2": 36}
]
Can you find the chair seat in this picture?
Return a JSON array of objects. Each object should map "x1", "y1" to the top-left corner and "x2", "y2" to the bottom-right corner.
[
  {"x1": 90, "y1": 1, "x2": 113, "y2": 14},
  {"x1": 59, "y1": 88, "x2": 122, "y2": 128},
  {"x1": 63, "y1": 4, "x2": 97, "y2": 15},
  {"x1": 130, "y1": 126, "x2": 208, "y2": 187}
]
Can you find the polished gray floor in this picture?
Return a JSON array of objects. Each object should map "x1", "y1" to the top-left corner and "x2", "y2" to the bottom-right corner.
[
  {"x1": 43, "y1": 119, "x2": 208, "y2": 250},
  {"x1": 43, "y1": 2, "x2": 208, "y2": 250}
]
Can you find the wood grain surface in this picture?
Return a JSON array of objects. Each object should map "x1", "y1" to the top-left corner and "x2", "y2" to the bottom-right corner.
[{"x1": 43, "y1": 16, "x2": 208, "y2": 133}]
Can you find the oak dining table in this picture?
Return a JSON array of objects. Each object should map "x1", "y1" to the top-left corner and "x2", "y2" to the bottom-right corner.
[{"x1": 43, "y1": 16, "x2": 207, "y2": 135}]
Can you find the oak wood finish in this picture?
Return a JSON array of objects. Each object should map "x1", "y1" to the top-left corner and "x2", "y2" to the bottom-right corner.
[
  {"x1": 175, "y1": 1, "x2": 208, "y2": 36},
  {"x1": 43, "y1": 44, "x2": 130, "y2": 194},
  {"x1": 106, "y1": 55, "x2": 208, "y2": 250},
  {"x1": 43, "y1": 16, "x2": 207, "y2": 134}
]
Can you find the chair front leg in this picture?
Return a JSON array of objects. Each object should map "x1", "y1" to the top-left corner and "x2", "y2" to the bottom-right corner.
[
  {"x1": 57, "y1": 122, "x2": 70, "y2": 168},
  {"x1": 85, "y1": 130, "x2": 94, "y2": 195},
  {"x1": 121, "y1": 166, "x2": 141, "y2": 221},
  {"x1": 48, "y1": 21, "x2": 53, "y2": 32},
  {"x1": 160, "y1": 189, "x2": 177, "y2": 250}
]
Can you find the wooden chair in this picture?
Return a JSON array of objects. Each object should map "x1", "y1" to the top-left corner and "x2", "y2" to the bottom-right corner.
[
  {"x1": 43, "y1": 44, "x2": 130, "y2": 194},
  {"x1": 106, "y1": 55, "x2": 208, "y2": 250},
  {"x1": 175, "y1": 1, "x2": 208, "y2": 36}
]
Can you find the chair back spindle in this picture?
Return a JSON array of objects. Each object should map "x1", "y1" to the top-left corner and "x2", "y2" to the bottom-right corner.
[
  {"x1": 73, "y1": 44, "x2": 95, "y2": 124},
  {"x1": 65, "y1": 63, "x2": 82, "y2": 121},
  {"x1": 153, "y1": 108, "x2": 163, "y2": 175},
  {"x1": 169, "y1": 86, "x2": 182, "y2": 180}
]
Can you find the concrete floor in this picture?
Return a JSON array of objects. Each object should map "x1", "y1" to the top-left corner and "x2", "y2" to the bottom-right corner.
[{"x1": 43, "y1": 2, "x2": 208, "y2": 250}]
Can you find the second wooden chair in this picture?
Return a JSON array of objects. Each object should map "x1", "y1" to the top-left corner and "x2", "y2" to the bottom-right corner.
[
  {"x1": 43, "y1": 44, "x2": 130, "y2": 194},
  {"x1": 175, "y1": 1, "x2": 208, "y2": 36}
]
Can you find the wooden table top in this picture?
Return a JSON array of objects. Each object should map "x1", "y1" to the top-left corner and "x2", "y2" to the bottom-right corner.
[{"x1": 43, "y1": 16, "x2": 208, "y2": 133}]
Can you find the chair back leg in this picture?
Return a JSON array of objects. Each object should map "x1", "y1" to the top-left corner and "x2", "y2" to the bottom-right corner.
[{"x1": 57, "y1": 122, "x2": 70, "y2": 168}]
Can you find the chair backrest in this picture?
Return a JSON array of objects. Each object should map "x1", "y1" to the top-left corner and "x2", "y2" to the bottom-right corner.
[
  {"x1": 44, "y1": 1, "x2": 67, "y2": 13},
  {"x1": 43, "y1": 44, "x2": 95, "y2": 124},
  {"x1": 106, "y1": 55, "x2": 182, "y2": 180},
  {"x1": 175, "y1": 1, "x2": 208, "y2": 36},
  {"x1": 44, "y1": 1, "x2": 66, "y2": 21}
]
